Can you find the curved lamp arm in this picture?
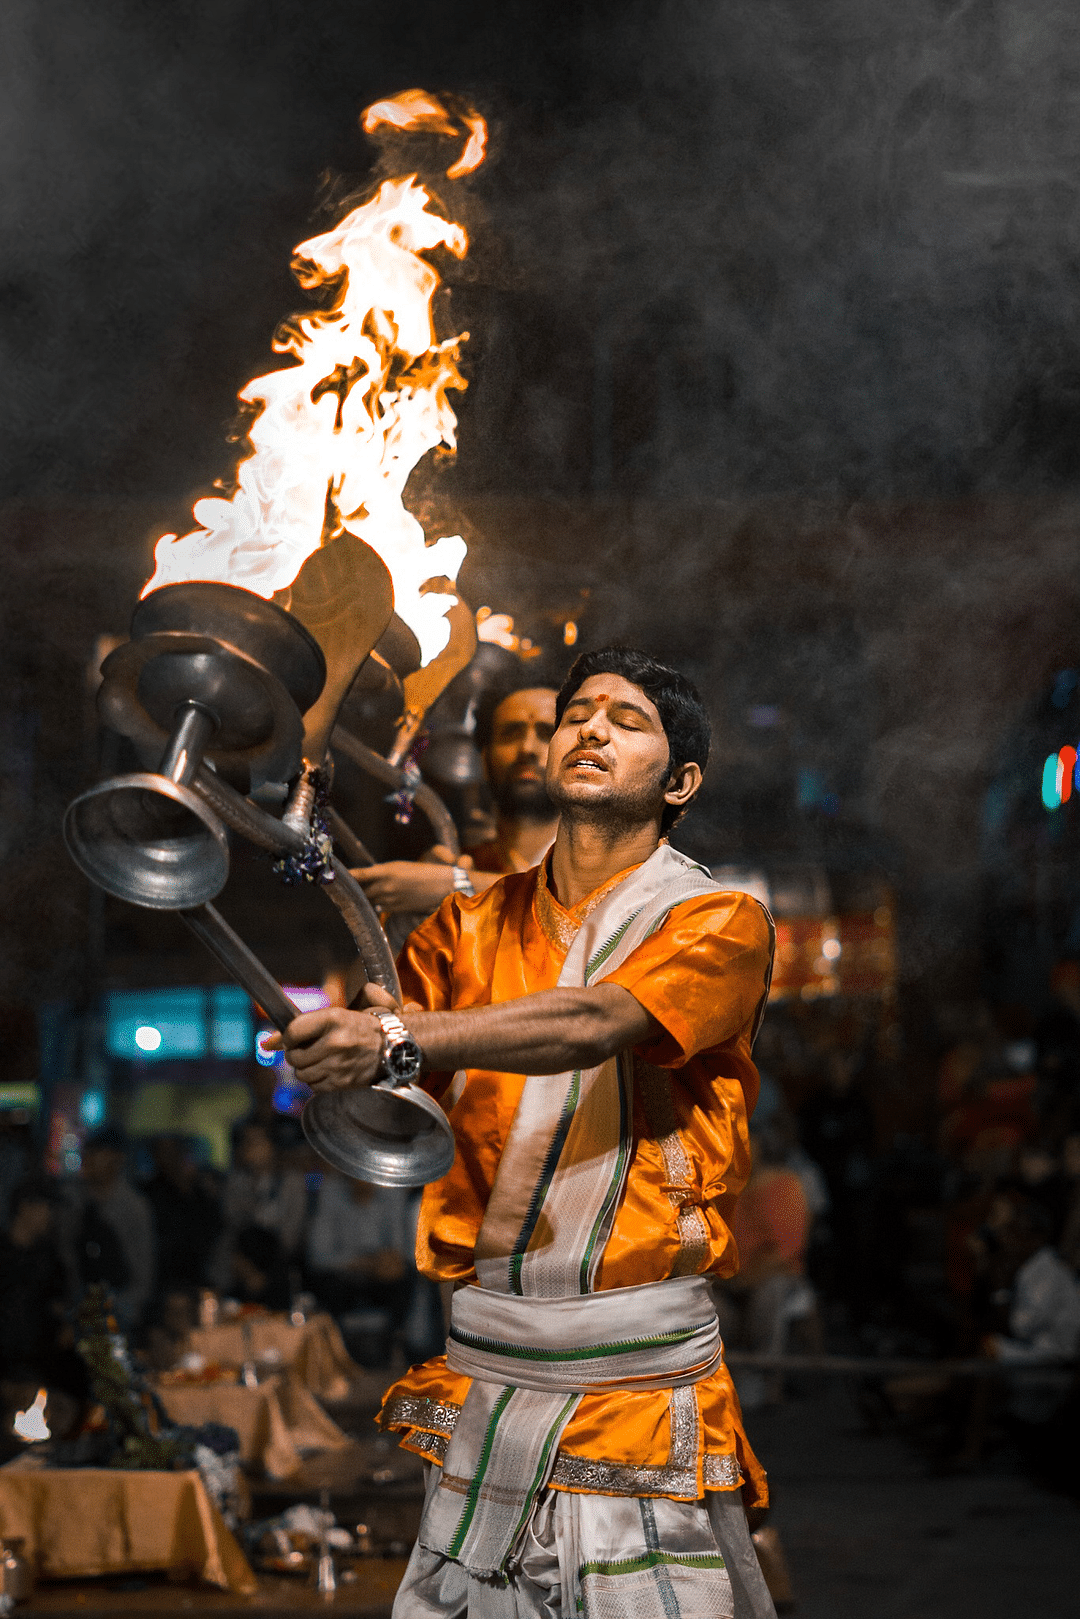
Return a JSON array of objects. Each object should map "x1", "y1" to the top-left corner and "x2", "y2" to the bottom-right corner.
[
  {"x1": 331, "y1": 724, "x2": 460, "y2": 859},
  {"x1": 192, "y1": 765, "x2": 400, "y2": 997}
]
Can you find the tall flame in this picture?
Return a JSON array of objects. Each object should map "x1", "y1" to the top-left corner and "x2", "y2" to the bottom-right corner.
[{"x1": 144, "y1": 92, "x2": 488, "y2": 666}]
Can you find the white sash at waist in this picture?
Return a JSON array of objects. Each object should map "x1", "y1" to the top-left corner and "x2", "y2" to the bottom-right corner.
[{"x1": 446, "y1": 1276, "x2": 722, "y2": 1393}]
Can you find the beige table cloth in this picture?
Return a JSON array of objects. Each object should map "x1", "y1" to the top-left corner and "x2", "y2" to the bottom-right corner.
[
  {"x1": 155, "y1": 1374, "x2": 350, "y2": 1478},
  {"x1": 0, "y1": 1465, "x2": 256, "y2": 1592},
  {"x1": 184, "y1": 1313, "x2": 357, "y2": 1401}
]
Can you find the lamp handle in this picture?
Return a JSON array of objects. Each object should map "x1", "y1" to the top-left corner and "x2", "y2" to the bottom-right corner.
[{"x1": 179, "y1": 904, "x2": 299, "y2": 1033}]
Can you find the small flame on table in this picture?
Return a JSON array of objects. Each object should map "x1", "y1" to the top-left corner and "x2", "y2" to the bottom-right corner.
[{"x1": 13, "y1": 1389, "x2": 49, "y2": 1442}]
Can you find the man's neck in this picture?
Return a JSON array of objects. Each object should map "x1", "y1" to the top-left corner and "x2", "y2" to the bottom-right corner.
[
  {"x1": 495, "y1": 813, "x2": 559, "y2": 869},
  {"x1": 549, "y1": 817, "x2": 661, "y2": 910}
]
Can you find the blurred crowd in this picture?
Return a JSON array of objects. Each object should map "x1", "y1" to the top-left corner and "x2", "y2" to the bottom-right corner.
[
  {"x1": 0, "y1": 1111, "x2": 443, "y2": 1404},
  {"x1": 711, "y1": 965, "x2": 1080, "y2": 1484},
  {"x1": 4, "y1": 949, "x2": 1078, "y2": 1452}
]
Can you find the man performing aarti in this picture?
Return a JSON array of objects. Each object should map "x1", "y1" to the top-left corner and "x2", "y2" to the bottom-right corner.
[
  {"x1": 354, "y1": 681, "x2": 561, "y2": 916},
  {"x1": 277, "y1": 646, "x2": 778, "y2": 1619}
]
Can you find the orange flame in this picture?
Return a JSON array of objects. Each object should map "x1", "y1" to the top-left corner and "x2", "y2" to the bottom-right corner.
[
  {"x1": 144, "y1": 93, "x2": 487, "y2": 665},
  {"x1": 362, "y1": 89, "x2": 458, "y2": 138},
  {"x1": 362, "y1": 89, "x2": 488, "y2": 177},
  {"x1": 476, "y1": 608, "x2": 539, "y2": 659},
  {"x1": 448, "y1": 114, "x2": 488, "y2": 179}
]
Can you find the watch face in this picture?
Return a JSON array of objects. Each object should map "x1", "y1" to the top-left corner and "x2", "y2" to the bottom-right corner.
[{"x1": 384, "y1": 1036, "x2": 423, "y2": 1084}]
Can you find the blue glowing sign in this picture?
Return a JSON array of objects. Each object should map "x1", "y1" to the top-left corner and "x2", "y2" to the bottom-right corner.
[{"x1": 106, "y1": 986, "x2": 253, "y2": 1062}]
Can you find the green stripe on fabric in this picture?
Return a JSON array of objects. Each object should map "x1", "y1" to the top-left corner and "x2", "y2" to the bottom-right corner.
[
  {"x1": 579, "y1": 1552, "x2": 727, "y2": 1578},
  {"x1": 448, "y1": 1323, "x2": 706, "y2": 1361},
  {"x1": 638, "y1": 1494, "x2": 680, "y2": 1617},
  {"x1": 506, "y1": 1394, "x2": 577, "y2": 1555},
  {"x1": 584, "y1": 909, "x2": 644, "y2": 983},
  {"x1": 447, "y1": 1385, "x2": 515, "y2": 1556},
  {"x1": 643, "y1": 908, "x2": 672, "y2": 941},
  {"x1": 508, "y1": 1068, "x2": 582, "y2": 1294},
  {"x1": 578, "y1": 1051, "x2": 630, "y2": 1292}
]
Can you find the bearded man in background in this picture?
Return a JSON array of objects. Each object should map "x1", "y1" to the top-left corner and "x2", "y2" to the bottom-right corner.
[{"x1": 355, "y1": 682, "x2": 560, "y2": 918}]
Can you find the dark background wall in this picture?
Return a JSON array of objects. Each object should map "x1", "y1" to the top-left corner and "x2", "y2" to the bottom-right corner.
[{"x1": 8, "y1": 1, "x2": 1080, "y2": 504}]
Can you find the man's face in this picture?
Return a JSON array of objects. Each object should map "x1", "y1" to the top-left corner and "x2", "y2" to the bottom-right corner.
[
  {"x1": 546, "y1": 673, "x2": 673, "y2": 827},
  {"x1": 82, "y1": 1146, "x2": 123, "y2": 1192},
  {"x1": 485, "y1": 688, "x2": 557, "y2": 820},
  {"x1": 238, "y1": 1126, "x2": 275, "y2": 1174}
]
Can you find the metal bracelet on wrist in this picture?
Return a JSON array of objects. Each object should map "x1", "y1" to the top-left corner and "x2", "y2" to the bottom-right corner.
[
  {"x1": 450, "y1": 866, "x2": 475, "y2": 897},
  {"x1": 370, "y1": 1008, "x2": 424, "y2": 1087}
]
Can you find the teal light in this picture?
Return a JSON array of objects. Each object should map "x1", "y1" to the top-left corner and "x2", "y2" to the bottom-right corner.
[
  {"x1": 106, "y1": 986, "x2": 252, "y2": 1062},
  {"x1": 1042, "y1": 752, "x2": 1062, "y2": 811},
  {"x1": 209, "y1": 985, "x2": 254, "y2": 1058},
  {"x1": 79, "y1": 1090, "x2": 105, "y2": 1127}
]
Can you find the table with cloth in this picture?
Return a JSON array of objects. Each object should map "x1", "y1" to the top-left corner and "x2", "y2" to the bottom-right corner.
[
  {"x1": 0, "y1": 1459, "x2": 256, "y2": 1593},
  {"x1": 154, "y1": 1373, "x2": 350, "y2": 1479},
  {"x1": 183, "y1": 1312, "x2": 358, "y2": 1401}
]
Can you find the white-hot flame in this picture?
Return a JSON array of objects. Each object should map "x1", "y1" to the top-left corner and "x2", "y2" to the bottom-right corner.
[
  {"x1": 475, "y1": 607, "x2": 537, "y2": 657},
  {"x1": 13, "y1": 1388, "x2": 49, "y2": 1442},
  {"x1": 144, "y1": 95, "x2": 486, "y2": 666},
  {"x1": 476, "y1": 609, "x2": 518, "y2": 650}
]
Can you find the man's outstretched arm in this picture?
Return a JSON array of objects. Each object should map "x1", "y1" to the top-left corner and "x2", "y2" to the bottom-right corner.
[{"x1": 269, "y1": 984, "x2": 658, "y2": 1091}]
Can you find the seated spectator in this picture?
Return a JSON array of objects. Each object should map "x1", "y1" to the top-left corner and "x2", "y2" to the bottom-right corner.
[
  {"x1": 0, "y1": 1177, "x2": 68, "y2": 1383},
  {"x1": 987, "y1": 1199, "x2": 1080, "y2": 1424},
  {"x1": 800, "y1": 1047, "x2": 875, "y2": 1321},
  {"x1": 714, "y1": 1117, "x2": 812, "y2": 1407},
  {"x1": 1036, "y1": 960, "x2": 1080, "y2": 1131},
  {"x1": 1013, "y1": 1139, "x2": 1068, "y2": 1237},
  {"x1": 144, "y1": 1289, "x2": 198, "y2": 1373},
  {"x1": 57, "y1": 1125, "x2": 154, "y2": 1333},
  {"x1": 0, "y1": 1116, "x2": 32, "y2": 1228},
  {"x1": 210, "y1": 1119, "x2": 306, "y2": 1310},
  {"x1": 306, "y1": 1172, "x2": 416, "y2": 1342},
  {"x1": 1057, "y1": 1131, "x2": 1080, "y2": 1272},
  {"x1": 771, "y1": 1102, "x2": 829, "y2": 1227},
  {"x1": 142, "y1": 1137, "x2": 221, "y2": 1301}
]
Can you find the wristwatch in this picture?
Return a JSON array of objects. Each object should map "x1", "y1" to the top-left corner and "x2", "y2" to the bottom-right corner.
[
  {"x1": 450, "y1": 866, "x2": 475, "y2": 897},
  {"x1": 371, "y1": 1009, "x2": 424, "y2": 1086}
]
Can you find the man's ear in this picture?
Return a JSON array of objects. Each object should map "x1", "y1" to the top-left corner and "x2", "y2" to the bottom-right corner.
[{"x1": 663, "y1": 761, "x2": 702, "y2": 811}]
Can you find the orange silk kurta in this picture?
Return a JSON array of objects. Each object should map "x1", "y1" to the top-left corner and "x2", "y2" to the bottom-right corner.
[{"x1": 378, "y1": 855, "x2": 774, "y2": 1508}]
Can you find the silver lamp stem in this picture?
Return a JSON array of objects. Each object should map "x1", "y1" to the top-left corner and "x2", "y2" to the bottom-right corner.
[
  {"x1": 179, "y1": 903, "x2": 299, "y2": 1033},
  {"x1": 159, "y1": 702, "x2": 218, "y2": 786}
]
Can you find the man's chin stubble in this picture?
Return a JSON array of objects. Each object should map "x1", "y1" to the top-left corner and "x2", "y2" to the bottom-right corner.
[{"x1": 549, "y1": 779, "x2": 663, "y2": 834}]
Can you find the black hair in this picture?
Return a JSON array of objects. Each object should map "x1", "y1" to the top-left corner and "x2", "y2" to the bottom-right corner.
[
  {"x1": 82, "y1": 1123, "x2": 128, "y2": 1154},
  {"x1": 555, "y1": 647, "x2": 710, "y2": 834},
  {"x1": 230, "y1": 1114, "x2": 272, "y2": 1164}
]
